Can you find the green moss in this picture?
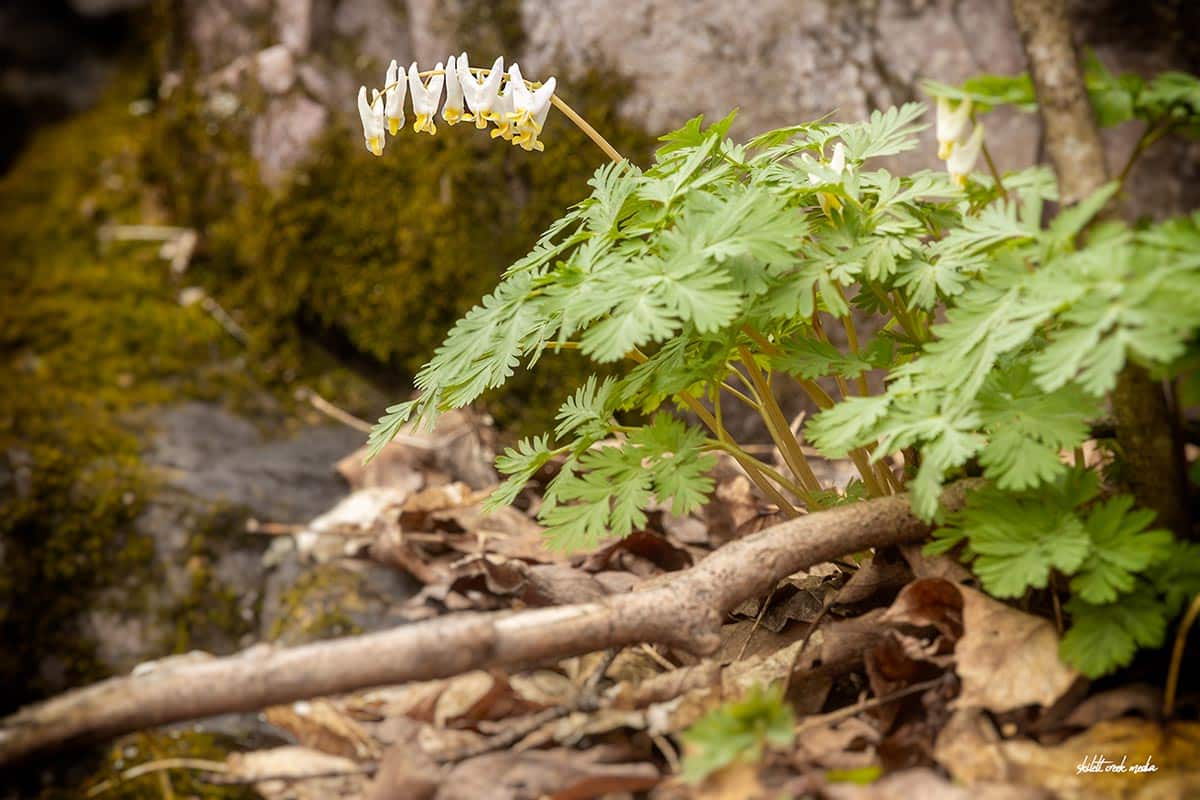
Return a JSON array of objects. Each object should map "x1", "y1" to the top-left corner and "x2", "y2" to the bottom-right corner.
[
  {"x1": 0, "y1": 69, "x2": 246, "y2": 709},
  {"x1": 165, "y1": 509, "x2": 257, "y2": 654},
  {"x1": 61, "y1": 730, "x2": 257, "y2": 800},
  {"x1": 268, "y1": 563, "x2": 365, "y2": 644}
]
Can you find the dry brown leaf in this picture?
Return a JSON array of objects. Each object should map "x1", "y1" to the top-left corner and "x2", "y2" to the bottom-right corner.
[
  {"x1": 225, "y1": 746, "x2": 369, "y2": 800},
  {"x1": 880, "y1": 578, "x2": 1078, "y2": 714},
  {"x1": 430, "y1": 670, "x2": 541, "y2": 727},
  {"x1": 880, "y1": 578, "x2": 964, "y2": 642},
  {"x1": 263, "y1": 699, "x2": 381, "y2": 759},
  {"x1": 580, "y1": 530, "x2": 693, "y2": 575},
  {"x1": 418, "y1": 723, "x2": 488, "y2": 759},
  {"x1": 703, "y1": 456, "x2": 763, "y2": 543},
  {"x1": 822, "y1": 766, "x2": 1040, "y2": 800},
  {"x1": 337, "y1": 445, "x2": 426, "y2": 495},
  {"x1": 709, "y1": 619, "x2": 808, "y2": 663},
  {"x1": 225, "y1": 745, "x2": 361, "y2": 780},
  {"x1": 434, "y1": 670, "x2": 502, "y2": 727},
  {"x1": 1060, "y1": 685, "x2": 1162, "y2": 730},
  {"x1": 838, "y1": 549, "x2": 913, "y2": 605},
  {"x1": 509, "y1": 670, "x2": 578, "y2": 708},
  {"x1": 937, "y1": 710, "x2": 1200, "y2": 800},
  {"x1": 793, "y1": 716, "x2": 880, "y2": 770},
  {"x1": 690, "y1": 758, "x2": 772, "y2": 799},
  {"x1": 366, "y1": 742, "x2": 443, "y2": 800},
  {"x1": 434, "y1": 748, "x2": 659, "y2": 800},
  {"x1": 897, "y1": 543, "x2": 975, "y2": 584},
  {"x1": 954, "y1": 585, "x2": 1079, "y2": 713},
  {"x1": 354, "y1": 679, "x2": 451, "y2": 724}
]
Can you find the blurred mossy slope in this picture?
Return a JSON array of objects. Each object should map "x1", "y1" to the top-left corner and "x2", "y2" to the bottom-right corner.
[
  {"x1": 0, "y1": 74, "x2": 243, "y2": 710},
  {"x1": 0, "y1": 63, "x2": 653, "y2": 710}
]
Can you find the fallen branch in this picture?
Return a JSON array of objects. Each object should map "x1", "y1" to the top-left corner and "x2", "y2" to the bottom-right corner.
[{"x1": 0, "y1": 488, "x2": 967, "y2": 767}]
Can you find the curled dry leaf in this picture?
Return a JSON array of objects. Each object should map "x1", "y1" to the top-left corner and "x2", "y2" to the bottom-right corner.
[
  {"x1": 881, "y1": 578, "x2": 1079, "y2": 714},
  {"x1": 448, "y1": 557, "x2": 614, "y2": 606},
  {"x1": 263, "y1": 698, "x2": 381, "y2": 759}
]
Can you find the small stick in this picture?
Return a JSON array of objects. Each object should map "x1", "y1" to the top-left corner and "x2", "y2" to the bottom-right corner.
[
  {"x1": 794, "y1": 675, "x2": 947, "y2": 733},
  {"x1": 86, "y1": 758, "x2": 228, "y2": 797}
]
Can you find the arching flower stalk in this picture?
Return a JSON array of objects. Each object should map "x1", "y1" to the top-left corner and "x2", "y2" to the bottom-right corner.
[{"x1": 355, "y1": 53, "x2": 622, "y2": 163}]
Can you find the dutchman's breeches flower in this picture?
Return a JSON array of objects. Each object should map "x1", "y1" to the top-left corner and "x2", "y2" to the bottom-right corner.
[
  {"x1": 408, "y1": 62, "x2": 445, "y2": 135},
  {"x1": 508, "y1": 63, "x2": 557, "y2": 152},
  {"x1": 358, "y1": 85, "x2": 386, "y2": 156},
  {"x1": 460, "y1": 56, "x2": 505, "y2": 130},
  {"x1": 804, "y1": 142, "x2": 848, "y2": 216},
  {"x1": 946, "y1": 123, "x2": 985, "y2": 186},
  {"x1": 442, "y1": 53, "x2": 470, "y2": 125},
  {"x1": 490, "y1": 72, "x2": 519, "y2": 140},
  {"x1": 936, "y1": 96, "x2": 972, "y2": 160},
  {"x1": 384, "y1": 59, "x2": 406, "y2": 135},
  {"x1": 357, "y1": 53, "x2": 559, "y2": 156}
]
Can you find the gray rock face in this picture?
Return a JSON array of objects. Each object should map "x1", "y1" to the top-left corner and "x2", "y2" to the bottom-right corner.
[
  {"x1": 146, "y1": 402, "x2": 359, "y2": 522},
  {"x1": 165, "y1": 0, "x2": 1199, "y2": 211},
  {"x1": 76, "y1": 403, "x2": 365, "y2": 674}
]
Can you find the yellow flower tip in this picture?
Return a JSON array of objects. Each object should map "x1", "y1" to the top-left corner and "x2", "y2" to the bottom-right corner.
[
  {"x1": 388, "y1": 118, "x2": 401, "y2": 136},
  {"x1": 444, "y1": 108, "x2": 471, "y2": 126},
  {"x1": 413, "y1": 114, "x2": 437, "y2": 135},
  {"x1": 367, "y1": 136, "x2": 383, "y2": 156},
  {"x1": 937, "y1": 141, "x2": 954, "y2": 160},
  {"x1": 816, "y1": 193, "x2": 844, "y2": 215},
  {"x1": 533, "y1": 140, "x2": 544, "y2": 152},
  {"x1": 952, "y1": 173, "x2": 968, "y2": 188},
  {"x1": 474, "y1": 116, "x2": 489, "y2": 130}
]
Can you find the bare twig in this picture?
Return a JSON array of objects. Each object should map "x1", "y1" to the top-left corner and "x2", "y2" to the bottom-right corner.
[
  {"x1": 86, "y1": 758, "x2": 228, "y2": 797},
  {"x1": 794, "y1": 675, "x2": 947, "y2": 734},
  {"x1": 201, "y1": 764, "x2": 378, "y2": 786},
  {"x1": 300, "y1": 389, "x2": 373, "y2": 433},
  {"x1": 0, "y1": 487, "x2": 972, "y2": 766}
]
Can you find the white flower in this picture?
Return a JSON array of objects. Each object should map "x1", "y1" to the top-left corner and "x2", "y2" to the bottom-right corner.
[
  {"x1": 946, "y1": 122, "x2": 985, "y2": 186},
  {"x1": 829, "y1": 141, "x2": 846, "y2": 174},
  {"x1": 459, "y1": 55, "x2": 505, "y2": 130},
  {"x1": 507, "y1": 63, "x2": 556, "y2": 152},
  {"x1": 442, "y1": 53, "x2": 470, "y2": 125},
  {"x1": 408, "y1": 61, "x2": 445, "y2": 135},
  {"x1": 490, "y1": 68, "x2": 519, "y2": 140},
  {"x1": 803, "y1": 142, "x2": 847, "y2": 185},
  {"x1": 357, "y1": 85, "x2": 385, "y2": 156},
  {"x1": 384, "y1": 59, "x2": 406, "y2": 135},
  {"x1": 936, "y1": 96, "x2": 972, "y2": 160},
  {"x1": 802, "y1": 142, "x2": 848, "y2": 215}
]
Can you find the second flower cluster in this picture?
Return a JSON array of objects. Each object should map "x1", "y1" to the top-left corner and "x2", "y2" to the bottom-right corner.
[{"x1": 357, "y1": 55, "x2": 557, "y2": 157}]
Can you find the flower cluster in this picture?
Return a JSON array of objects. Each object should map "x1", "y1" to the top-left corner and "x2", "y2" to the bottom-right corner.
[
  {"x1": 936, "y1": 97, "x2": 984, "y2": 185},
  {"x1": 357, "y1": 54, "x2": 557, "y2": 157}
]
